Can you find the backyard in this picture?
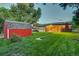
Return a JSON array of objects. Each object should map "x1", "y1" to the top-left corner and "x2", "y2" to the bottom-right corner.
[{"x1": 0, "y1": 32, "x2": 79, "y2": 56}]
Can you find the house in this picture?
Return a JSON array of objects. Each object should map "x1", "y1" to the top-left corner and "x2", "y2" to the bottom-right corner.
[
  {"x1": 37, "y1": 22, "x2": 72, "y2": 32},
  {"x1": 4, "y1": 20, "x2": 32, "y2": 39},
  {"x1": 37, "y1": 24, "x2": 46, "y2": 32}
]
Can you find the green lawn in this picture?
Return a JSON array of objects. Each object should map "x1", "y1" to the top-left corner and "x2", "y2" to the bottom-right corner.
[{"x1": 0, "y1": 32, "x2": 79, "y2": 56}]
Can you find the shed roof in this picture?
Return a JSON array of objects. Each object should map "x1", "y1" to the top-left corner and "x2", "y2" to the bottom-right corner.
[{"x1": 5, "y1": 20, "x2": 32, "y2": 29}]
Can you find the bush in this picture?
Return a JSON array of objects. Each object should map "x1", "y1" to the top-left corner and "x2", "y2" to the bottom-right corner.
[
  {"x1": 10, "y1": 35, "x2": 22, "y2": 42},
  {"x1": 0, "y1": 18, "x2": 4, "y2": 34}
]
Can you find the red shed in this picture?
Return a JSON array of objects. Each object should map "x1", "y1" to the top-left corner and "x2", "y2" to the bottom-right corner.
[{"x1": 4, "y1": 20, "x2": 32, "y2": 39}]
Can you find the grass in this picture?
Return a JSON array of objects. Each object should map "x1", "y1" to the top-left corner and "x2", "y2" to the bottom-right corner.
[{"x1": 0, "y1": 32, "x2": 79, "y2": 56}]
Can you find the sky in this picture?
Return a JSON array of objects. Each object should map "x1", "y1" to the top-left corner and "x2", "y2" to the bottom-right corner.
[
  {"x1": 35, "y1": 3, "x2": 76, "y2": 24},
  {"x1": 0, "y1": 3, "x2": 76, "y2": 24}
]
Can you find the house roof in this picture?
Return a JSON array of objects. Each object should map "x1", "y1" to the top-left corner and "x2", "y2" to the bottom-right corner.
[{"x1": 38, "y1": 22, "x2": 72, "y2": 27}]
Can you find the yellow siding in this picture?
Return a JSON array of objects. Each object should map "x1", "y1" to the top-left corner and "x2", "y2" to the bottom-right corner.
[{"x1": 45, "y1": 25, "x2": 65, "y2": 32}]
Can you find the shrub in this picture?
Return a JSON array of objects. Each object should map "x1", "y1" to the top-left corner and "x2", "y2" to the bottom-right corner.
[
  {"x1": 0, "y1": 17, "x2": 4, "y2": 34},
  {"x1": 10, "y1": 34, "x2": 22, "y2": 42}
]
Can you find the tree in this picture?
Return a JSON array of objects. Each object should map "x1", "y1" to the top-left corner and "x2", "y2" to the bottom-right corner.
[
  {"x1": 0, "y1": 7, "x2": 10, "y2": 19},
  {"x1": 0, "y1": 3, "x2": 41, "y2": 24},
  {"x1": 10, "y1": 3, "x2": 41, "y2": 24},
  {"x1": 72, "y1": 11, "x2": 79, "y2": 28},
  {"x1": 59, "y1": 3, "x2": 79, "y2": 10},
  {"x1": 0, "y1": 7, "x2": 10, "y2": 33}
]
